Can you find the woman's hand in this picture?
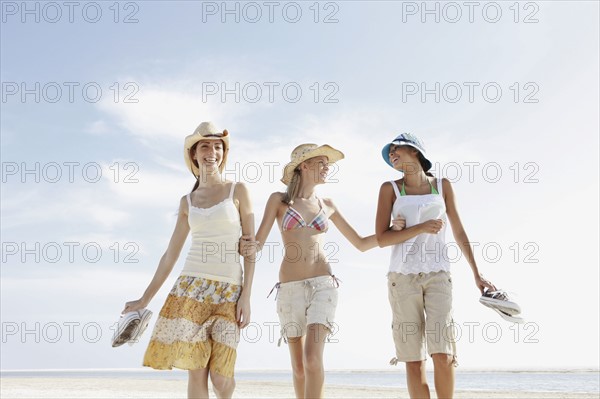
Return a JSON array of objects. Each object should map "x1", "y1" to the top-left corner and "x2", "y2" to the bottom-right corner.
[
  {"x1": 390, "y1": 217, "x2": 406, "y2": 231},
  {"x1": 236, "y1": 293, "x2": 251, "y2": 328},
  {"x1": 419, "y1": 219, "x2": 444, "y2": 234},
  {"x1": 474, "y1": 273, "x2": 497, "y2": 294},
  {"x1": 239, "y1": 235, "x2": 258, "y2": 258},
  {"x1": 122, "y1": 298, "x2": 148, "y2": 314}
]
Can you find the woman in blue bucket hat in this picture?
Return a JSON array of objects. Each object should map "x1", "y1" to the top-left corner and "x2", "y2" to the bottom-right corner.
[{"x1": 375, "y1": 133, "x2": 497, "y2": 399}]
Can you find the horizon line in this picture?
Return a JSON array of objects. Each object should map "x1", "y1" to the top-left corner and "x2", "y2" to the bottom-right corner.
[{"x1": 2, "y1": 367, "x2": 599, "y2": 373}]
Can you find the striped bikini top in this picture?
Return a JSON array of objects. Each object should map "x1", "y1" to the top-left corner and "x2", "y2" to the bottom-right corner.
[{"x1": 281, "y1": 197, "x2": 328, "y2": 232}]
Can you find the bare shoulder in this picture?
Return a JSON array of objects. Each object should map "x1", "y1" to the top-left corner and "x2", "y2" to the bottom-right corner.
[
  {"x1": 322, "y1": 197, "x2": 337, "y2": 210},
  {"x1": 380, "y1": 180, "x2": 399, "y2": 199},
  {"x1": 440, "y1": 177, "x2": 453, "y2": 191},
  {"x1": 268, "y1": 191, "x2": 285, "y2": 202},
  {"x1": 380, "y1": 180, "x2": 396, "y2": 192},
  {"x1": 179, "y1": 194, "x2": 189, "y2": 216},
  {"x1": 232, "y1": 181, "x2": 250, "y2": 195},
  {"x1": 266, "y1": 192, "x2": 287, "y2": 210},
  {"x1": 439, "y1": 178, "x2": 455, "y2": 203}
]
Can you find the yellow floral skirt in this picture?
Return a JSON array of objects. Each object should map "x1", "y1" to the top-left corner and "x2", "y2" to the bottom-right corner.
[{"x1": 143, "y1": 275, "x2": 241, "y2": 377}]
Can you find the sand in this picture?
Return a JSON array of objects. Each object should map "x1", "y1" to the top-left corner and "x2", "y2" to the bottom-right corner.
[{"x1": 1, "y1": 377, "x2": 597, "y2": 398}]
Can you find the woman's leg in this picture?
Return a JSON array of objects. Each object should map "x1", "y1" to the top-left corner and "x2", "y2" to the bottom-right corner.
[
  {"x1": 423, "y1": 271, "x2": 455, "y2": 399},
  {"x1": 287, "y1": 335, "x2": 306, "y2": 398},
  {"x1": 304, "y1": 323, "x2": 329, "y2": 399},
  {"x1": 188, "y1": 368, "x2": 209, "y2": 399},
  {"x1": 405, "y1": 360, "x2": 430, "y2": 399},
  {"x1": 209, "y1": 371, "x2": 235, "y2": 399},
  {"x1": 432, "y1": 353, "x2": 454, "y2": 399}
]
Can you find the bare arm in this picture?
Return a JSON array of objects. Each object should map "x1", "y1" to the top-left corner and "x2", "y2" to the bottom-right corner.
[
  {"x1": 443, "y1": 179, "x2": 496, "y2": 293},
  {"x1": 235, "y1": 183, "x2": 255, "y2": 328},
  {"x1": 123, "y1": 195, "x2": 190, "y2": 313},
  {"x1": 255, "y1": 192, "x2": 281, "y2": 251},
  {"x1": 375, "y1": 182, "x2": 433, "y2": 248},
  {"x1": 326, "y1": 198, "x2": 377, "y2": 252},
  {"x1": 239, "y1": 192, "x2": 280, "y2": 259}
]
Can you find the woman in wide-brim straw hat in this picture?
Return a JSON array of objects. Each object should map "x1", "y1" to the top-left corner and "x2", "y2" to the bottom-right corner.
[
  {"x1": 375, "y1": 132, "x2": 497, "y2": 399},
  {"x1": 242, "y1": 143, "x2": 386, "y2": 398},
  {"x1": 123, "y1": 121, "x2": 256, "y2": 399}
]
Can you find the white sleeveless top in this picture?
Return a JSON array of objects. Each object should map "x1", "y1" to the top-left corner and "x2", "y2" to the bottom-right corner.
[
  {"x1": 388, "y1": 178, "x2": 451, "y2": 275},
  {"x1": 180, "y1": 182, "x2": 243, "y2": 285}
]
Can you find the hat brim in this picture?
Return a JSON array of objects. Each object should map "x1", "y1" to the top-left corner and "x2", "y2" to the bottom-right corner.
[
  {"x1": 184, "y1": 132, "x2": 229, "y2": 176},
  {"x1": 381, "y1": 141, "x2": 432, "y2": 172},
  {"x1": 281, "y1": 145, "x2": 344, "y2": 185}
]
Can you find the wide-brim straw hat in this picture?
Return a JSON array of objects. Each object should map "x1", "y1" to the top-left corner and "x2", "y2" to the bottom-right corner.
[
  {"x1": 381, "y1": 132, "x2": 432, "y2": 172},
  {"x1": 281, "y1": 143, "x2": 344, "y2": 185},
  {"x1": 184, "y1": 121, "x2": 229, "y2": 176}
]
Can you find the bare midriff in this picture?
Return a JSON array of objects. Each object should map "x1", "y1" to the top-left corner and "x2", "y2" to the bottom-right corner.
[{"x1": 279, "y1": 228, "x2": 332, "y2": 283}]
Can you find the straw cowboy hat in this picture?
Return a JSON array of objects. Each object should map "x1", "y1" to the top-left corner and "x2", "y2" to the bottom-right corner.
[
  {"x1": 381, "y1": 132, "x2": 432, "y2": 172},
  {"x1": 281, "y1": 143, "x2": 344, "y2": 185},
  {"x1": 184, "y1": 121, "x2": 229, "y2": 176}
]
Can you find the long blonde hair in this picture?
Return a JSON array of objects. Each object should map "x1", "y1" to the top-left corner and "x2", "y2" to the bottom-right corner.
[{"x1": 283, "y1": 168, "x2": 301, "y2": 205}]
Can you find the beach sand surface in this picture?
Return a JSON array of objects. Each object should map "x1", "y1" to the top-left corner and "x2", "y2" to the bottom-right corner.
[{"x1": 1, "y1": 378, "x2": 597, "y2": 399}]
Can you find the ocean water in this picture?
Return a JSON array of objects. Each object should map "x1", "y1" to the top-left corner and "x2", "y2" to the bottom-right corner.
[{"x1": 1, "y1": 369, "x2": 598, "y2": 394}]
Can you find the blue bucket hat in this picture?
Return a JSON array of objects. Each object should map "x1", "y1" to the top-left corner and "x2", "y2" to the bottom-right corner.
[{"x1": 381, "y1": 133, "x2": 432, "y2": 172}]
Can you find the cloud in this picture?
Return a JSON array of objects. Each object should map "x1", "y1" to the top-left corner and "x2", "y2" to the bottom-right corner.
[{"x1": 84, "y1": 120, "x2": 111, "y2": 136}]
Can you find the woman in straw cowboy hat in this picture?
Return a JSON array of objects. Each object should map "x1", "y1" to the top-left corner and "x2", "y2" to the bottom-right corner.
[
  {"x1": 242, "y1": 143, "x2": 388, "y2": 398},
  {"x1": 376, "y1": 133, "x2": 497, "y2": 399},
  {"x1": 122, "y1": 121, "x2": 255, "y2": 399}
]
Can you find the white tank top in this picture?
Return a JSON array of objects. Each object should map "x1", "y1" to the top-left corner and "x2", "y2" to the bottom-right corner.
[
  {"x1": 180, "y1": 182, "x2": 243, "y2": 285},
  {"x1": 388, "y1": 178, "x2": 451, "y2": 275}
]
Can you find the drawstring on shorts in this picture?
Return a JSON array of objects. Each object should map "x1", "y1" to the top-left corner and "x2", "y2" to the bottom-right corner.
[
  {"x1": 267, "y1": 282, "x2": 281, "y2": 300},
  {"x1": 451, "y1": 355, "x2": 459, "y2": 367},
  {"x1": 331, "y1": 274, "x2": 341, "y2": 288}
]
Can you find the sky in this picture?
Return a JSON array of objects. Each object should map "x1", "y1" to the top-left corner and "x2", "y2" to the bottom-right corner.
[{"x1": 1, "y1": 1, "x2": 598, "y2": 372}]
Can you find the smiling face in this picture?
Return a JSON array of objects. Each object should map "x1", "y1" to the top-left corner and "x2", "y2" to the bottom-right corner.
[
  {"x1": 301, "y1": 155, "x2": 330, "y2": 184},
  {"x1": 388, "y1": 144, "x2": 420, "y2": 173},
  {"x1": 192, "y1": 139, "x2": 225, "y2": 173}
]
